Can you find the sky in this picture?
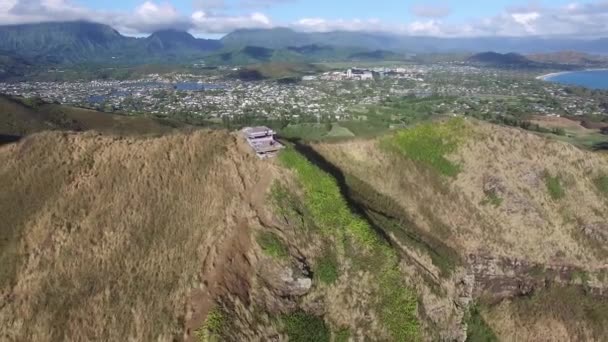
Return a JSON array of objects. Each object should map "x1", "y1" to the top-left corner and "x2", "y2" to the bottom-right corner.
[{"x1": 2, "y1": 0, "x2": 608, "y2": 38}]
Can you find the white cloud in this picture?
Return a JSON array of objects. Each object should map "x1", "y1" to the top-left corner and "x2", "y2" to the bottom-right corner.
[
  {"x1": 511, "y1": 12, "x2": 540, "y2": 34},
  {"x1": 191, "y1": 10, "x2": 272, "y2": 33},
  {"x1": 2, "y1": 0, "x2": 608, "y2": 37},
  {"x1": 292, "y1": 18, "x2": 386, "y2": 33},
  {"x1": 111, "y1": 1, "x2": 192, "y2": 34},
  {"x1": 407, "y1": 20, "x2": 443, "y2": 36}
]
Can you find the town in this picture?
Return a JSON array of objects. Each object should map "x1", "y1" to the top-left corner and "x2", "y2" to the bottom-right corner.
[{"x1": 1, "y1": 63, "x2": 607, "y2": 128}]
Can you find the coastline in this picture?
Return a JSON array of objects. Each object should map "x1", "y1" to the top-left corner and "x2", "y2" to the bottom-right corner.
[
  {"x1": 535, "y1": 71, "x2": 569, "y2": 81},
  {"x1": 536, "y1": 68, "x2": 608, "y2": 81}
]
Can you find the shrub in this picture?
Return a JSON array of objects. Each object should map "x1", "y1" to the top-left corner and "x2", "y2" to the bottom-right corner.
[
  {"x1": 544, "y1": 172, "x2": 566, "y2": 200},
  {"x1": 481, "y1": 191, "x2": 503, "y2": 207},
  {"x1": 466, "y1": 305, "x2": 498, "y2": 342},
  {"x1": 334, "y1": 328, "x2": 351, "y2": 342},
  {"x1": 282, "y1": 311, "x2": 330, "y2": 342},
  {"x1": 594, "y1": 174, "x2": 608, "y2": 197},
  {"x1": 256, "y1": 232, "x2": 289, "y2": 259},
  {"x1": 195, "y1": 307, "x2": 225, "y2": 342},
  {"x1": 315, "y1": 253, "x2": 339, "y2": 284}
]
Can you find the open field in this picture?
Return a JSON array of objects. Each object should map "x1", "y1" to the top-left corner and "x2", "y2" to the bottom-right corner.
[{"x1": 530, "y1": 115, "x2": 608, "y2": 149}]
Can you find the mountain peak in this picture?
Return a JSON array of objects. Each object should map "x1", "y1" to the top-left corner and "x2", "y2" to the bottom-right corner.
[
  {"x1": 149, "y1": 29, "x2": 195, "y2": 41},
  {"x1": 468, "y1": 51, "x2": 531, "y2": 65}
]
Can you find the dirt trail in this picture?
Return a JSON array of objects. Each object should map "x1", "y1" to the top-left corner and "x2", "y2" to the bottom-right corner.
[{"x1": 183, "y1": 135, "x2": 277, "y2": 341}]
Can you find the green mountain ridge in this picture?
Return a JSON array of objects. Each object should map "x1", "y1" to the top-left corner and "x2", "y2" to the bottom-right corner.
[{"x1": 4, "y1": 21, "x2": 608, "y2": 70}]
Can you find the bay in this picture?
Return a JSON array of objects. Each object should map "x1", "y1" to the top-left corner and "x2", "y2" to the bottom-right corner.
[{"x1": 544, "y1": 70, "x2": 608, "y2": 90}]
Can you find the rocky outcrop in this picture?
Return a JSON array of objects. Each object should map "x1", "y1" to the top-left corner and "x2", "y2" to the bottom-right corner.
[
  {"x1": 468, "y1": 254, "x2": 608, "y2": 301},
  {"x1": 581, "y1": 222, "x2": 608, "y2": 244}
]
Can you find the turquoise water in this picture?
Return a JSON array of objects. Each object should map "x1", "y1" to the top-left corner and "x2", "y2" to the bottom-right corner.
[{"x1": 546, "y1": 70, "x2": 608, "y2": 90}]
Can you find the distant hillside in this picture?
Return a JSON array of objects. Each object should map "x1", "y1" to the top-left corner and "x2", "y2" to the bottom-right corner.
[
  {"x1": 231, "y1": 62, "x2": 324, "y2": 81},
  {"x1": 221, "y1": 28, "x2": 311, "y2": 49},
  {"x1": 347, "y1": 49, "x2": 406, "y2": 61},
  {"x1": 3, "y1": 21, "x2": 608, "y2": 68},
  {"x1": 145, "y1": 29, "x2": 221, "y2": 53},
  {"x1": 468, "y1": 52, "x2": 532, "y2": 66},
  {"x1": 0, "y1": 95, "x2": 183, "y2": 138},
  {"x1": 0, "y1": 51, "x2": 33, "y2": 80},
  {"x1": 204, "y1": 44, "x2": 404, "y2": 66},
  {"x1": 222, "y1": 27, "x2": 608, "y2": 54},
  {"x1": 0, "y1": 21, "x2": 129, "y2": 63},
  {"x1": 527, "y1": 51, "x2": 607, "y2": 66},
  {"x1": 0, "y1": 21, "x2": 223, "y2": 65}
]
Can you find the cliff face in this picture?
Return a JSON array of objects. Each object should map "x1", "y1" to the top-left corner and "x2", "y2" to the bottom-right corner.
[{"x1": 1, "y1": 119, "x2": 607, "y2": 341}]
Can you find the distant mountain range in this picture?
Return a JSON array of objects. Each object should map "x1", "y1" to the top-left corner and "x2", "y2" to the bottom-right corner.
[
  {"x1": 1, "y1": 21, "x2": 608, "y2": 76},
  {"x1": 526, "y1": 51, "x2": 608, "y2": 66},
  {"x1": 222, "y1": 27, "x2": 608, "y2": 55}
]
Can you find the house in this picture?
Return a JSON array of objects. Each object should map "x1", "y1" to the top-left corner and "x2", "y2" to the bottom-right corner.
[{"x1": 242, "y1": 126, "x2": 284, "y2": 159}]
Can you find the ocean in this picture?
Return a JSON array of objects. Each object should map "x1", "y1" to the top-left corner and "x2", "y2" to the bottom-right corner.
[{"x1": 544, "y1": 69, "x2": 608, "y2": 90}]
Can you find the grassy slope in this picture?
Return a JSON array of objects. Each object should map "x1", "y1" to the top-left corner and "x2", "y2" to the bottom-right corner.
[
  {"x1": 314, "y1": 119, "x2": 608, "y2": 267},
  {"x1": 278, "y1": 149, "x2": 420, "y2": 341},
  {"x1": 0, "y1": 95, "x2": 183, "y2": 137},
  {"x1": 0, "y1": 130, "x2": 250, "y2": 341},
  {"x1": 312, "y1": 118, "x2": 608, "y2": 340}
]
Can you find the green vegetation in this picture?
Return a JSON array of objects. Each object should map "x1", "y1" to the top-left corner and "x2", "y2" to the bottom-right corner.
[
  {"x1": 279, "y1": 148, "x2": 419, "y2": 341},
  {"x1": 481, "y1": 191, "x2": 503, "y2": 207},
  {"x1": 465, "y1": 305, "x2": 498, "y2": 342},
  {"x1": 232, "y1": 62, "x2": 324, "y2": 80},
  {"x1": 195, "y1": 307, "x2": 226, "y2": 342},
  {"x1": 315, "y1": 253, "x2": 339, "y2": 284},
  {"x1": 573, "y1": 270, "x2": 591, "y2": 287},
  {"x1": 385, "y1": 118, "x2": 469, "y2": 177},
  {"x1": 256, "y1": 232, "x2": 289, "y2": 259},
  {"x1": 544, "y1": 172, "x2": 566, "y2": 200},
  {"x1": 326, "y1": 123, "x2": 356, "y2": 138},
  {"x1": 282, "y1": 311, "x2": 330, "y2": 342},
  {"x1": 339, "y1": 120, "x2": 389, "y2": 137},
  {"x1": 280, "y1": 123, "x2": 332, "y2": 141},
  {"x1": 334, "y1": 328, "x2": 351, "y2": 342},
  {"x1": 345, "y1": 175, "x2": 460, "y2": 279},
  {"x1": 369, "y1": 95, "x2": 455, "y2": 126},
  {"x1": 594, "y1": 174, "x2": 608, "y2": 197}
]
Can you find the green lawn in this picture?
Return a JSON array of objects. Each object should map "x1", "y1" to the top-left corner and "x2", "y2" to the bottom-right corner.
[{"x1": 326, "y1": 123, "x2": 355, "y2": 138}]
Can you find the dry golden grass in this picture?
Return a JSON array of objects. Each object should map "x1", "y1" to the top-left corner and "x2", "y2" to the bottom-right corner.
[
  {"x1": 312, "y1": 120, "x2": 608, "y2": 341},
  {"x1": 313, "y1": 119, "x2": 608, "y2": 268},
  {"x1": 0, "y1": 129, "x2": 261, "y2": 341},
  {"x1": 484, "y1": 286, "x2": 608, "y2": 341}
]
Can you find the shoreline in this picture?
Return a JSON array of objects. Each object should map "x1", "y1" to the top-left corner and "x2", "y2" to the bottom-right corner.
[{"x1": 536, "y1": 68, "x2": 608, "y2": 81}]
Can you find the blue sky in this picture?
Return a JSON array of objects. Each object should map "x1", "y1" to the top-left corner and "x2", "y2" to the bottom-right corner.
[
  {"x1": 79, "y1": 0, "x2": 572, "y2": 23},
  {"x1": 2, "y1": 0, "x2": 608, "y2": 37}
]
